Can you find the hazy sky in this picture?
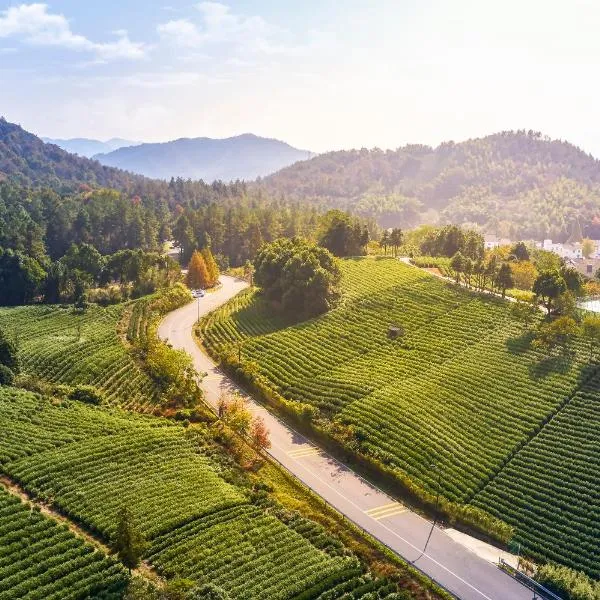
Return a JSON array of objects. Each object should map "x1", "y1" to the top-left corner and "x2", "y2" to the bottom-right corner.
[{"x1": 1, "y1": 0, "x2": 599, "y2": 153}]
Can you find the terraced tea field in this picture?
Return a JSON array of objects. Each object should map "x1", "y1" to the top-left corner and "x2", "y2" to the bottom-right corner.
[
  {"x1": 0, "y1": 387, "x2": 408, "y2": 599},
  {"x1": 199, "y1": 257, "x2": 600, "y2": 577},
  {"x1": 0, "y1": 304, "x2": 156, "y2": 410},
  {"x1": 0, "y1": 486, "x2": 126, "y2": 600}
]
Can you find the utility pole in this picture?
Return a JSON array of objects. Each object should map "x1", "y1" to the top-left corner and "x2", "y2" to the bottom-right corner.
[{"x1": 422, "y1": 462, "x2": 442, "y2": 555}]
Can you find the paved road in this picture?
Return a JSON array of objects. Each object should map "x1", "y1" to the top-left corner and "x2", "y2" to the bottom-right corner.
[{"x1": 159, "y1": 276, "x2": 531, "y2": 600}]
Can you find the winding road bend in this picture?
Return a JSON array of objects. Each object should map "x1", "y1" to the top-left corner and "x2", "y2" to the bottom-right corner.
[{"x1": 159, "y1": 276, "x2": 531, "y2": 600}]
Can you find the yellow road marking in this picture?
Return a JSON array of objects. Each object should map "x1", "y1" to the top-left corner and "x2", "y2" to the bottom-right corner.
[
  {"x1": 365, "y1": 502, "x2": 406, "y2": 520},
  {"x1": 288, "y1": 446, "x2": 321, "y2": 458}
]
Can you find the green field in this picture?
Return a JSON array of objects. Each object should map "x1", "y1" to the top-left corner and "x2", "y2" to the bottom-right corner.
[
  {"x1": 0, "y1": 304, "x2": 156, "y2": 410},
  {"x1": 199, "y1": 257, "x2": 600, "y2": 577},
  {"x1": 0, "y1": 387, "x2": 408, "y2": 599},
  {"x1": 0, "y1": 486, "x2": 126, "y2": 600}
]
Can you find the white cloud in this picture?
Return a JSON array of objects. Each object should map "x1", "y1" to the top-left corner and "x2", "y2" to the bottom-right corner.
[
  {"x1": 157, "y1": 2, "x2": 330, "y2": 57},
  {"x1": 0, "y1": 3, "x2": 145, "y2": 61},
  {"x1": 157, "y1": 19, "x2": 203, "y2": 47}
]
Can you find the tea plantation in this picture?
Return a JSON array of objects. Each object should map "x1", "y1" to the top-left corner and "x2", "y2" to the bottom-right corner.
[
  {"x1": 0, "y1": 387, "x2": 410, "y2": 599},
  {"x1": 199, "y1": 257, "x2": 600, "y2": 578},
  {"x1": 0, "y1": 487, "x2": 127, "y2": 600},
  {"x1": 0, "y1": 304, "x2": 156, "y2": 410}
]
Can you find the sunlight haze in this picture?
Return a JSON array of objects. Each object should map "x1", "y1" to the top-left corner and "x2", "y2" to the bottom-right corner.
[{"x1": 0, "y1": 0, "x2": 599, "y2": 152}]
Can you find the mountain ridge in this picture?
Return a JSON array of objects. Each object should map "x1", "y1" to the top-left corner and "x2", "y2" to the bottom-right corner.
[
  {"x1": 258, "y1": 130, "x2": 600, "y2": 240},
  {"x1": 94, "y1": 133, "x2": 314, "y2": 181},
  {"x1": 41, "y1": 136, "x2": 139, "y2": 158}
]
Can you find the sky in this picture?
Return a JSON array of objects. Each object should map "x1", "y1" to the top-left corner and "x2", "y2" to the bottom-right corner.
[{"x1": 1, "y1": 0, "x2": 600, "y2": 154}]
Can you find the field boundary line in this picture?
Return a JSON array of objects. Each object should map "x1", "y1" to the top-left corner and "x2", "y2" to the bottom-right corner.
[
  {"x1": 0, "y1": 474, "x2": 161, "y2": 585},
  {"x1": 467, "y1": 363, "x2": 600, "y2": 504}
]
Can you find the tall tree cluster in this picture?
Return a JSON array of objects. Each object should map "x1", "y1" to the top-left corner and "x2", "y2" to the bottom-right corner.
[
  {"x1": 254, "y1": 238, "x2": 341, "y2": 319},
  {"x1": 172, "y1": 198, "x2": 322, "y2": 267}
]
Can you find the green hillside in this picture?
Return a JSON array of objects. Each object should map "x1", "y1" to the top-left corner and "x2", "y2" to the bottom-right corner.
[
  {"x1": 0, "y1": 387, "x2": 412, "y2": 599},
  {"x1": 0, "y1": 304, "x2": 157, "y2": 411},
  {"x1": 199, "y1": 257, "x2": 600, "y2": 577},
  {"x1": 259, "y1": 131, "x2": 600, "y2": 240}
]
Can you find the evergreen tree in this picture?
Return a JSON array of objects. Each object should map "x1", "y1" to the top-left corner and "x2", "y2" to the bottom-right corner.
[
  {"x1": 496, "y1": 263, "x2": 514, "y2": 298},
  {"x1": 186, "y1": 250, "x2": 210, "y2": 289},
  {"x1": 114, "y1": 506, "x2": 146, "y2": 574}
]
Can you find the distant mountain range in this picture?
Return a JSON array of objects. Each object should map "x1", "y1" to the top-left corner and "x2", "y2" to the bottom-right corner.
[
  {"x1": 41, "y1": 137, "x2": 138, "y2": 158},
  {"x1": 5, "y1": 116, "x2": 600, "y2": 241},
  {"x1": 93, "y1": 134, "x2": 314, "y2": 181}
]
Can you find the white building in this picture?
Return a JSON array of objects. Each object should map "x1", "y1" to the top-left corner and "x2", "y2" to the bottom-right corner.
[
  {"x1": 484, "y1": 234, "x2": 512, "y2": 250},
  {"x1": 540, "y1": 239, "x2": 583, "y2": 259}
]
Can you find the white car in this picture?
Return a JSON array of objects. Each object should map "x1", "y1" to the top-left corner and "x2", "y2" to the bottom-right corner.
[{"x1": 191, "y1": 289, "x2": 205, "y2": 298}]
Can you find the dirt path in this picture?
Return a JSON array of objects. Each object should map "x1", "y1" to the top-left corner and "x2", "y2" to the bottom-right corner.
[{"x1": 0, "y1": 475, "x2": 161, "y2": 584}]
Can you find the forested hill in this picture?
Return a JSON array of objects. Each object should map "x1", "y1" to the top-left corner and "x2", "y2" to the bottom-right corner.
[
  {"x1": 0, "y1": 117, "x2": 146, "y2": 191},
  {"x1": 0, "y1": 117, "x2": 248, "y2": 206},
  {"x1": 259, "y1": 131, "x2": 600, "y2": 241},
  {"x1": 94, "y1": 133, "x2": 314, "y2": 181}
]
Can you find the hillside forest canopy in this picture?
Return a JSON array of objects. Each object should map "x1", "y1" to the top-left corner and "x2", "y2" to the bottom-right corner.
[{"x1": 259, "y1": 130, "x2": 600, "y2": 241}]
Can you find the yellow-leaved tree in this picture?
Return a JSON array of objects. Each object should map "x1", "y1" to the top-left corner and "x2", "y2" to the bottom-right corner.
[
  {"x1": 186, "y1": 250, "x2": 210, "y2": 289},
  {"x1": 201, "y1": 247, "x2": 220, "y2": 287}
]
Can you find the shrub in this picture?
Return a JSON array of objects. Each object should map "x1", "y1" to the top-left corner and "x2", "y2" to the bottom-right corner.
[
  {"x1": 0, "y1": 364, "x2": 15, "y2": 385},
  {"x1": 68, "y1": 385, "x2": 105, "y2": 405}
]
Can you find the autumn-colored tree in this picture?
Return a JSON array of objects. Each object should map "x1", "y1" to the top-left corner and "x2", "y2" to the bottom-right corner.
[
  {"x1": 250, "y1": 416, "x2": 271, "y2": 451},
  {"x1": 186, "y1": 250, "x2": 210, "y2": 289},
  {"x1": 201, "y1": 247, "x2": 220, "y2": 287},
  {"x1": 582, "y1": 238, "x2": 595, "y2": 259},
  {"x1": 221, "y1": 394, "x2": 252, "y2": 436},
  {"x1": 510, "y1": 260, "x2": 538, "y2": 291}
]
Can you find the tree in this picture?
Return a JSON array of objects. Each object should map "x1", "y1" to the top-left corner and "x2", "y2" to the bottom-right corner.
[
  {"x1": 511, "y1": 299, "x2": 538, "y2": 330},
  {"x1": 113, "y1": 506, "x2": 146, "y2": 574},
  {"x1": 380, "y1": 230, "x2": 390, "y2": 255},
  {"x1": 186, "y1": 250, "x2": 210, "y2": 290},
  {"x1": 221, "y1": 394, "x2": 252, "y2": 436},
  {"x1": 496, "y1": 263, "x2": 514, "y2": 298},
  {"x1": 201, "y1": 247, "x2": 220, "y2": 287},
  {"x1": 449, "y1": 251, "x2": 465, "y2": 283},
  {"x1": 389, "y1": 228, "x2": 403, "y2": 257},
  {"x1": 582, "y1": 238, "x2": 595, "y2": 259},
  {"x1": 254, "y1": 238, "x2": 341, "y2": 319},
  {"x1": 250, "y1": 416, "x2": 271, "y2": 450},
  {"x1": 533, "y1": 270, "x2": 567, "y2": 314},
  {"x1": 554, "y1": 291, "x2": 577, "y2": 318},
  {"x1": 187, "y1": 584, "x2": 232, "y2": 600},
  {"x1": 0, "y1": 328, "x2": 19, "y2": 373},
  {"x1": 0, "y1": 249, "x2": 46, "y2": 306},
  {"x1": 0, "y1": 364, "x2": 15, "y2": 386},
  {"x1": 318, "y1": 210, "x2": 367, "y2": 257},
  {"x1": 582, "y1": 314, "x2": 600, "y2": 359},
  {"x1": 511, "y1": 241, "x2": 530, "y2": 261},
  {"x1": 534, "y1": 316, "x2": 579, "y2": 355},
  {"x1": 510, "y1": 261, "x2": 538, "y2": 291},
  {"x1": 561, "y1": 267, "x2": 584, "y2": 297},
  {"x1": 60, "y1": 243, "x2": 104, "y2": 285}
]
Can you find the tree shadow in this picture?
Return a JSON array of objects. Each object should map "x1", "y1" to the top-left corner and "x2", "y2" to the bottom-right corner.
[
  {"x1": 506, "y1": 330, "x2": 536, "y2": 354},
  {"x1": 529, "y1": 351, "x2": 575, "y2": 379}
]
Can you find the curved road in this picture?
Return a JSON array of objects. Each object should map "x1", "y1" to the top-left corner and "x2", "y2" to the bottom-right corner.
[{"x1": 159, "y1": 276, "x2": 531, "y2": 600}]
